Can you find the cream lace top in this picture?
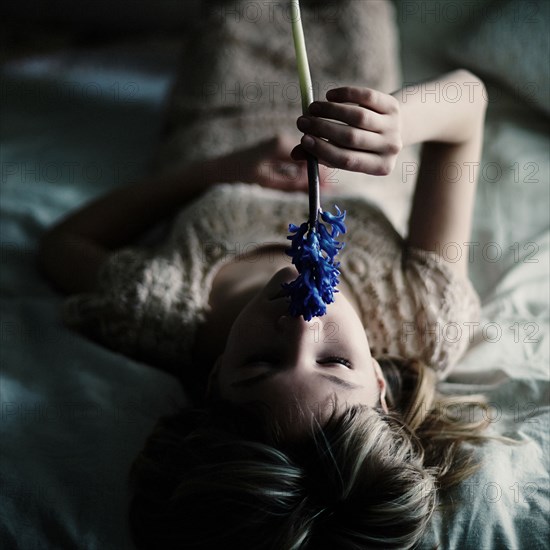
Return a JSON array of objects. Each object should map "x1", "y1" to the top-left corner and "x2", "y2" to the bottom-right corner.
[{"x1": 62, "y1": 184, "x2": 480, "y2": 379}]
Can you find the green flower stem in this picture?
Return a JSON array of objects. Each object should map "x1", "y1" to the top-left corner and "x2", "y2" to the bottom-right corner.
[
  {"x1": 290, "y1": 0, "x2": 320, "y2": 229},
  {"x1": 290, "y1": 0, "x2": 314, "y2": 114}
]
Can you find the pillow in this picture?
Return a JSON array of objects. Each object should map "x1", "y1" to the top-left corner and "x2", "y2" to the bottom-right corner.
[
  {"x1": 153, "y1": 0, "x2": 402, "y2": 173},
  {"x1": 446, "y1": 0, "x2": 550, "y2": 116}
]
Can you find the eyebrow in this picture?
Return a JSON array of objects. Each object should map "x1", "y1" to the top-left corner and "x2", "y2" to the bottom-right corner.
[{"x1": 230, "y1": 370, "x2": 364, "y2": 391}]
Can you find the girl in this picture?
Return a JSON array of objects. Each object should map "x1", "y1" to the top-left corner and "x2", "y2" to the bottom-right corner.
[
  {"x1": 36, "y1": 4, "x2": 499, "y2": 548},
  {"x1": 39, "y1": 67, "x2": 493, "y2": 549}
]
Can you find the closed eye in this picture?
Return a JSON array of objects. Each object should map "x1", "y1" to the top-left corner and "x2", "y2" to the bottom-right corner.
[
  {"x1": 318, "y1": 357, "x2": 352, "y2": 368},
  {"x1": 242, "y1": 354, "x2": 279, "y2": 367},
  {"x1": 242, "y1": 356, "x2": 352, "y2": 368}
]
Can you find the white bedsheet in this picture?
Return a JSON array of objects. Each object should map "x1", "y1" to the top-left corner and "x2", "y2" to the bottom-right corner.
[{"x1": 1, "y1": 32, "x2": 548, "y2": 550}]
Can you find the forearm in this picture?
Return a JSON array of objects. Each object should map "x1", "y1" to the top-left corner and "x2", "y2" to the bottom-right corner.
[
  {"x1": 393, "y1": 69, "x2": 488, "y2": 146},
  {"x1": 47, "y1": 161, "x2": 215, "y2": 247},
  {"x1": 397, "y1": 70, "x2": 488, "y2": 274},
  {"x1": 406, "y1": 136, "x2": 483, "y2": 261},
  {"x1": 39, "y1": 133, "x2": 313, "y2": 294},
  {"x1": 39, "y1": 160, "x2": 215, "y2": 293}
]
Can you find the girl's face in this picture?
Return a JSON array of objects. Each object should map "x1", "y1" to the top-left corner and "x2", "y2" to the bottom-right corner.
[{"x1": 208, "y1": 267, "x2": 387, "y2": 427}]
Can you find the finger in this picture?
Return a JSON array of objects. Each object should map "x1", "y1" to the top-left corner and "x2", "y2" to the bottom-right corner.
[
  {"x1": 308, "y1": 101, "x2": 386, "y2": 133},
  {"x1": 263, "y1": 133, "x2": 301, "y2": 161},
  {"x1": 291, "y1": 144, "x2": 338, "y2": 169},
  {"x1": 325, "y1": 87, "x2": 399, "y2": 115},
  {"x1": 284, "y1": 151, "x2": 335, "y2": 191},
  {"x1": 263, "y1": 176, "x2": 308, "y2": 192},
  {"x1": 273, "y1": 163, "x2": 333, "y2": 192},
  {"x1": 259, "y1": 162, "x2": 309, "y2": 191},
  {"x1": 300, "y1": 134, "x2": 393, "y2": 175},
  {"x1": 291, "y1": 144, "x2": 308, "y2": 161},
  {"x1": 270, "y1": 161, "x2": 301, "y2": 181},
  {"x1": 297, "y1": 115, "x2": 390, "y2": 152}
]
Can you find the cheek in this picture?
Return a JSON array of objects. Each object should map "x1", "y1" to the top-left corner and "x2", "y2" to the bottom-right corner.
[
  {"x1": 223, "y1": 307, "x2": 271, "y2": 364},
  {"x1": 332, "y1": 295, "x2": 363, "y2": 328},
  {"x1": 363, "y1": 360, "x2": 383, "y2": 405},
  {"x1": 225, "y1": 304, "x2": 260, "y2": 349}
]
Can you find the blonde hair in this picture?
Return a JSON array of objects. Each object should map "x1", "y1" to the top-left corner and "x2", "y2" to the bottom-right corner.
[{"x1": 128, "y1": 357, "x2": 508, "y2": 549}]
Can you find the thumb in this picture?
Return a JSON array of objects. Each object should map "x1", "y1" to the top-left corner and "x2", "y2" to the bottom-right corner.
[
  {"x1": 291, "y1": 144, "x2": 308, "y2": 161},
  {"x1": 262, "y1": 134, "x2": 299, "y2": 160}
]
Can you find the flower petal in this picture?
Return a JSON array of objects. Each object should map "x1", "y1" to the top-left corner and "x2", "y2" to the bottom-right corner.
[{"x1": 283, "y1": 205, "x2": 347, "y2": 320}]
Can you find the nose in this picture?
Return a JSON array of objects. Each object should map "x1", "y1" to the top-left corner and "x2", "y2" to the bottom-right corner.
[
  {"x1": 273, "y1": 315, "x2": 316, "y2": 375},
  {"x1": 276, "y1": 312, "x2": 319, "y2": 340}
]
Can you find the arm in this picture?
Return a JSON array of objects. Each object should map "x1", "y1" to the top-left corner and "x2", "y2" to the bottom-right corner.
[
  {"x1": 39, "y1": 135, "x2": 328, "y2": 295},
  {"x1": 397, "y1": 70, "x2": 487, "y2": 276},
  {"x1": 38, "y1": 160, "x2": 213, "y2": 294},
  {"x1": 291, "y1": 69, "x2": 488, "y2": 275}
]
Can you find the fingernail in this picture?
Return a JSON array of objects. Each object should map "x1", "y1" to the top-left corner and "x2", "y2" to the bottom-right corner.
[
  {"x1": 297, "y1": 116, "x2": 310, "y2": 130},
  {"x1": 302, "y1": 135, "x2": 314, "y2": 148}
]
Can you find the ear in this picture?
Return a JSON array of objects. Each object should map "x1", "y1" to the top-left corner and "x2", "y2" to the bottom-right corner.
[
  {"x1": 205, "y1": 355, "x2": 223, "y2": 399},
  {"x1": 372, "y1": 358, "x2": 389, "y2": 414}
]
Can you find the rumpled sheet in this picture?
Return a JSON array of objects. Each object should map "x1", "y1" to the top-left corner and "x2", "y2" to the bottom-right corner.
[{"x1": 1, "y1": 37, "x2": 548, "y2": 550}]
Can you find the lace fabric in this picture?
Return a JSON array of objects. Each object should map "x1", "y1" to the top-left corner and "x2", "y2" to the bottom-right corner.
[{"x1": 62, "y1": 184, "x2": 480, "y2": 378}]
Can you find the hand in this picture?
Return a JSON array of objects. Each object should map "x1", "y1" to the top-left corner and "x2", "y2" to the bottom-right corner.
[
  {"x1": 291, "y1": 87, "x2": 403, "y2": 176},
  {"x1": 211, "y1": 134, "x2": 333, "y2": 192}
]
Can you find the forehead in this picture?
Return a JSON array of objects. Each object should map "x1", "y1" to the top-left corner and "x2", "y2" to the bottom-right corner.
[{"x1": 240, "y1": 396, "x2": 341, "y2": 438}]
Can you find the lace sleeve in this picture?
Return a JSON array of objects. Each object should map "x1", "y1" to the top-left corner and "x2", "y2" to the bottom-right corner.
[
  {"x1": 398, "y1": 246, "x2": 482, "y2": 377},
  {"x1": 61, "y1": 246, "x2": 200, "y2": 372}
]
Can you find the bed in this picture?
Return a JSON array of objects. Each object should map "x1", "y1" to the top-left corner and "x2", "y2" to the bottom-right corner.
[{"x1": 1, "y1": 0, "x2": 548, "y2": 548}]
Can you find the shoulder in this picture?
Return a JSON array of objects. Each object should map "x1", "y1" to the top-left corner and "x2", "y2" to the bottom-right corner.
[
  {"x1": 398, "y1": 246, "x2": 482, "y2": 375},
  {"x1": 62, "y1": 244, "x2": 202, "y2": 371}
]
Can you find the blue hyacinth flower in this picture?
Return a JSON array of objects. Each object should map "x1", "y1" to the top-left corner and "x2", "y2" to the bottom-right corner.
[{"x1": 282, "y1": 206, "x2": 347, "y2": 321}]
